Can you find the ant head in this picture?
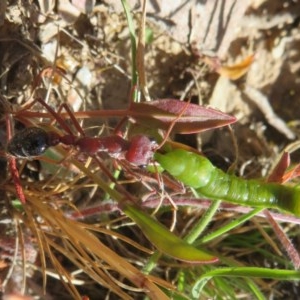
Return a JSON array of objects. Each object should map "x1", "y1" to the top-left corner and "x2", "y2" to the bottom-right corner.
[{"x1": 7, "y1": 127, "x2": 50, "y2": 158}]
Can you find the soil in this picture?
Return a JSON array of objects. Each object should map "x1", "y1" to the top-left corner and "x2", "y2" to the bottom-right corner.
[{"x1": 0, "y1": 0, "x2": 300, "y2": 299}]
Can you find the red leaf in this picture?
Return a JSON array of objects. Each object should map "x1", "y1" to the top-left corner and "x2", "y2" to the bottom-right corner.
[
  {"x1": 267, "y1": 152, "x2": 300, "y2": 184},
  {"x1": 130, "y1": 99, "x2": 236, "y2": 134},
  {"x1": 267, "y1": 152, "x2": 290, "y2": 183},
  {"x1": 282, "y1": 164, "x2": 300, "y2": 183}
]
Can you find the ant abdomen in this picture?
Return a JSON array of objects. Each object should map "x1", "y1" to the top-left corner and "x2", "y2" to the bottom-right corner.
[{"x1": 7, "y1": 127, "x2": 51, "y2": 158}]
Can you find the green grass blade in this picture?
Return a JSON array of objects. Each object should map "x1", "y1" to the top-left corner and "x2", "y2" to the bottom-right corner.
[
  {"x1": 192, "y1": 267, "x2": 300, "y2": 297},
  {"x1": 196, "y1": 207, "x2": 264, "y2": 245},
  {"x1": 120, "y1": 0, "x2": 137, "y2": 86},
  {"x1": 123, "y1": 204, "x2": 218, "y2": 263},
  {"x1": 184, "y1": 199, "x2": 221, "y2": 244}
]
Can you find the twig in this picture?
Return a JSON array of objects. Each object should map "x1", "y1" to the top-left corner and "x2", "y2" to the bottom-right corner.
[
  {"x1": 137, "y1": 0, "x2": 151, "y2": 101},
  {"x1": 243, "y1": 85, "x2": 295, "y2": 140}
]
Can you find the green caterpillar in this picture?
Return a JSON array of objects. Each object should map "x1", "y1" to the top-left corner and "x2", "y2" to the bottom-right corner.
[{"x1": 154, "y1": 149, "x2": 300, "y2": 216}]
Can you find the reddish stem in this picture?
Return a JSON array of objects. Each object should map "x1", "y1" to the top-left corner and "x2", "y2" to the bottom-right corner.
[{"x1": 5, "y1": 114, "x2": 26, "y2": 204}]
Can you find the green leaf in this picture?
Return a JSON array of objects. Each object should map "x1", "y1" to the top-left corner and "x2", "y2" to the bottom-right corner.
[
  {"x1": 11, "y1": 199, "x2": 23, "y2": 210},
  {"x1": 145, "y1": 27, "x2": 154, "y2": 44},
  {"x1": 123, "y1": 204, "x2": 218, "y2": 264}
]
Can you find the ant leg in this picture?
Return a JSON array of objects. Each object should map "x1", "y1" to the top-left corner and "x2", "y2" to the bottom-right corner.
[
  {"x1": 33, "y1": 66, "x2": 67, "y2": 90},
  {"x1": 35, "y1": 98, "x2": 76, "y2": 136},
  {"x1": 156, "y1": 100, "x2": 191, "y2": 150},
  {"x1": 124, "y1": 101, "x2": 191, "y2": 165},
  {"x1": 21, "y1": 97, "x2": 84, "y2": 138},
  {"x1": 37, "y1": 97, "x2": 86, "y2": 137},
  {"x1": 20, "y1": 66, "x2": 68, "y2": 110},
  {"x1": 14, "y1": 97, "x2": 75, "y2": 137},
  {"x1": 32, "y1": 100, "x2": 135, "y2": 198},
  {"x1": 124, "y1": 101, "x2": 191, "y2": 166},
  {"x1": 132, "y1": 101, "x2": 190, "y2": 215},
  {"x1": 16, "y1": 82, "x2": 85, "y2": 136},
  {"x1": 48, "y1": 100, "x2": 86, "y2": 136},
  {"x1": 113, "y1": 85, "x2": 140, "y2": 135}
]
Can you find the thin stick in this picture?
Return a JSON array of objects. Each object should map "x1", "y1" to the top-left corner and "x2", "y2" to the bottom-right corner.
[{"x1": 136, "y1": 0, "x2": 151, "y2": 101}]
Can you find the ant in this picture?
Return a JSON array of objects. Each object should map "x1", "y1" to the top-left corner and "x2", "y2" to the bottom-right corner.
[
  {"x1": 5, "y1": 95, "x2": 203, "y2": 206},
  {"x1": 7, "y1": 126, "x2": 155, "y2": 165},
  {"x1": 5, "y1": 97, "x2": 159, "y2": 206}
]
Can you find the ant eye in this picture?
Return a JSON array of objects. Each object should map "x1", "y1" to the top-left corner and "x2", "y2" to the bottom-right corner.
[{"x1": 7, "y1": 127, "x2": 50, "y2": 158}]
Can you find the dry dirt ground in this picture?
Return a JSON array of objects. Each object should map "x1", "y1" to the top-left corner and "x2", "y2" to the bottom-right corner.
[{"x1": 0, "y1": 0, "x2": 300, "y2": 299}]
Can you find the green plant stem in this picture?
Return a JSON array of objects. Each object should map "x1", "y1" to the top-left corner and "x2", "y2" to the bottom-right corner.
[
  {"x1": 68, "y1": 156, "x2": 127, "y2": 204},
  {"x1": 120, "y1": 0, "x2": 137, "y2": 87},
  {"x1": 193, "y1": 267, "x2": 300, "y2": 299},
  {"x1": 143, "y1": 251, "x2": 162, "y2": 274},
  {"x1": 201, "y1": 267, "x2": 300, "y2": 280},
  {"x1": 184, "y1": 199, "x2": 221, "y2": 244},
  {"x1": 197, "y1": 207, "x2": 264, "y2": 245}
]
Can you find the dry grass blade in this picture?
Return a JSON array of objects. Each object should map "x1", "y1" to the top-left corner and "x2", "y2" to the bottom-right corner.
[
  {"x1": 1, "y1": 1, "x2": 300, "y2": 298},
  {"x1": 20, "y1": 192, "x2": 170, "y2": 299},
  {"x1": 136, "y1": 0, "x2": 150, "y2": 101}
]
